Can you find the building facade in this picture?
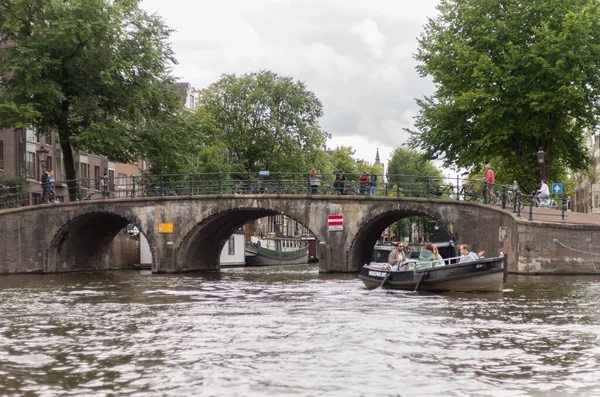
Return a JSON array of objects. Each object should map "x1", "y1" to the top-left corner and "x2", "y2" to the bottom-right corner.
[
  {"x1": 0, "y1": 127, "x2": 147, "y2": 204},
  {"x1": 573, "y1": 132, "x2": 600, "y2": 214}
]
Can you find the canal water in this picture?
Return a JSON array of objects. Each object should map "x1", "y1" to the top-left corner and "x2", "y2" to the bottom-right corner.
[{"x1": 1, "y1": 265, "x2": 600, "y2": 397}]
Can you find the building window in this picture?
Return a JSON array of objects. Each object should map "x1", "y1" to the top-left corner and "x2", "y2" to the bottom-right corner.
[
  {"x1": 25, "y1": 151, "x2": 36, "y2": 179},
  {"x1": 0, "y1": 140, "x2": 3, "y2": 170},
  {"x1": 26, "y1": 128, "x2": 38, "y2": 143},
  {"x1": 46, "y1": 156, "x2": 52, "y2": 171},
  {"x1": 118, "y1": 173, "x2": 127, "y2": 188},
  {"x1": 80, "y1": 162, "x2": 90, "y2": 181},
  {"x1": 55, "y1": 158, "x2": 63, "y2": 182},
  {"x1": 108, "y1": 169, "x2": 115, "y2": 190},
  {"x1": 228, "y1": 236, "x2": 235, "y2": 255},
  {"x1": 94, "y1": 166, "x2": 101, "y2": 190}
]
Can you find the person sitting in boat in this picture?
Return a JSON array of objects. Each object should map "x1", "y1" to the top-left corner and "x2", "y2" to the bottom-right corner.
[
  {"x1": 432, "y1": 245, "x2": 445, "y2": 267},
  {"x1": 387, "y1": 242, "x2": 407, "y2": 269},
  {"x1": 458, "y1": 244, "x2": 485, "y2": 263},
  {"x1": 415, "y1": 243, "x2": 444, "y2": 269}
]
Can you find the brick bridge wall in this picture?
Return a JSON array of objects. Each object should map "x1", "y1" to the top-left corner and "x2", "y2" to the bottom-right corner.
[{"x1": 0, "y1": 195, "x2": 599, "y2": 274}]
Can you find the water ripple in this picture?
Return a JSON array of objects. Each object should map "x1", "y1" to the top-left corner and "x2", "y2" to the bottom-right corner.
[{"x1": 1, "y1": 271, "x2": 600, "y2": 396}]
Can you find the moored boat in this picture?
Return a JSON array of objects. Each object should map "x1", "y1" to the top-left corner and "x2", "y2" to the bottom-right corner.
[
  {"x1": 245, "y1": 236, "x2": 309, "y2": 266},
  {"x1": 358, "y1": 255, "x2": 507, "y2": 292}
]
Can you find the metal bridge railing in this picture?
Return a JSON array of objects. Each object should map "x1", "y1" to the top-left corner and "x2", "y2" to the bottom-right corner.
[{"x1": 0, "y1": 172, "x2": 568, "y2": 222}]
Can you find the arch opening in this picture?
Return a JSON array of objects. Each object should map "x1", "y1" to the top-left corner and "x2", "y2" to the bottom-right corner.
[
  {"x1": 349, "y1": 210, "x2": 456, "y2": 272},
  {"x1": 49, "y1": 212, "x2": 147, "y2": 272},
  {"x1": 176, "y1": 208, "x2": 317, "y2": 272}
]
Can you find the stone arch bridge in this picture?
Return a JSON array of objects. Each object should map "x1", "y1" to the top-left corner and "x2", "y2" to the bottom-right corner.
[{"x1": 1, "y1": 195, "x2": 599, "y2": 274}]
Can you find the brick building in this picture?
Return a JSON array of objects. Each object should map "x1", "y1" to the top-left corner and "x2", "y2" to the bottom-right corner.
[{"x1": 573, "y1": 132, "x2": 600, "y2": 213}]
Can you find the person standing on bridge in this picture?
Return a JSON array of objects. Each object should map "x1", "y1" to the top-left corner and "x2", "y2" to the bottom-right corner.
[
  {"x1": 368, "y1": 173, "x2": 377, "y2": 196},
  {"x1": 47, "y1": 170, "x2": 56, "y2": 203},
  {"x1": 334, "y1": 169, "x2": 346, "y2": 195},
  {"x1": 40, "y1": 169, "x2": 50, "y2": 204},
  {"x1": 359, "y1": 172, "x2": 368, "y2": 195},
  {"x1": 309, "y1": 168, "x2": 320, "y2": 194},
  {"x1": 485, "y1": 164, "x2": 495, "y2": 184}
]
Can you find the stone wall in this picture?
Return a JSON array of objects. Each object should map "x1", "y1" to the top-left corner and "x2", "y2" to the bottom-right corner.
[{"x1": 516, "y1": 221, "x2": 600, "y2": 274}]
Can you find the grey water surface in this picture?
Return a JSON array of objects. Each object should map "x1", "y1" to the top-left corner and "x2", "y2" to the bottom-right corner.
[{"x1": 1, "y1": 265, "x2": 600, "y2": 397}]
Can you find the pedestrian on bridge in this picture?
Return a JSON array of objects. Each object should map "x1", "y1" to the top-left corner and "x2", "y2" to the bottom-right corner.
[
  {"x1": 309, "y1": 168, "x2": 320, "y2": 194},
  {"x1": 359, "y1": 172, "x2": 368, "y2": 195},
  {"x1": 40, "y1": 170, "x2": 50, "y2": 204},
  {"x1": 368, "y1": 174, "x2": 377, "y2": 196},
  {"x1": 485, "y1": 164, "x2": 495, "y2": 184},
  {"x1": 334, "y1": 169, "x2": 345, "y2": 195}
]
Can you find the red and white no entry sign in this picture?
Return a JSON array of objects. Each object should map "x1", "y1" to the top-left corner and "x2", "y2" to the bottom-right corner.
[{"x1": 328, "y1": 215, "x2": 343, "y2": 231}]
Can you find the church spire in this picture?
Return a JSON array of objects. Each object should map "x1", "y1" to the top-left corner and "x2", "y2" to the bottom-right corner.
[{"x1": 374, "y1": 148, "x2": 381, "y2": 166}]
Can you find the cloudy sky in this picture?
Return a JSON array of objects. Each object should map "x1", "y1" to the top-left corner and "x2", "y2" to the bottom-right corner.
[{"x1": 141, "y1": 0, "x2": 441, "y2": 170}]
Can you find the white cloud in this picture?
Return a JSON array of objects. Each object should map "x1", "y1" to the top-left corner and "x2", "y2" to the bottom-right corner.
[
  {"x1": 351, "y1": 19, "x2": 386, "y2": 58},
  {"x1": 141, "y1": 0, "x2": 440, "y2": 163}
]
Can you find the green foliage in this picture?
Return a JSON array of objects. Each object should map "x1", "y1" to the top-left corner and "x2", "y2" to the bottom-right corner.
[
  {"x1": 386, "y1": 147, "x2": 443, "y2": 191},
  {"x1": 329, "y1": 146, "x2": 358, "y2": 177},
  {"x1": 0, "y1": 0, "x2": 182, "y2": 198},
  {"x1": 409, "y1": 0, "x2": 600, "y2": 184},
  {"x1": 0, "y1": 176, "x2": 26, "y2": 188},
  {"x1": 197, "y1": 70, "x2": 329, "y2": 174}
]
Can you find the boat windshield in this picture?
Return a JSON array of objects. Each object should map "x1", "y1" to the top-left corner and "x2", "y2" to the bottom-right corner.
[{"x1": 372, "y1": 247, "x2": 392, "y2": 263}]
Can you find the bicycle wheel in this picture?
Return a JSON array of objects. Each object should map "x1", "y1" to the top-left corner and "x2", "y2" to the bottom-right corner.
[{"x1": 462, "y1": 186, "x2": 478, "y2": 201}]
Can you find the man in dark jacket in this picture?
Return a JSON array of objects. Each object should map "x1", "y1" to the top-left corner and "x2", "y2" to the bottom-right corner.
[{"x1": 41, "y1": 170, "x2": 49, "y2": 203}]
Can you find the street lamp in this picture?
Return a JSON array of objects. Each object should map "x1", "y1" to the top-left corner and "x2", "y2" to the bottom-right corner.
[
  {"x1": 36, "y1": 146, "x2": 49, "y2": 173},
  {"x1": 536, "y1": 147, "x2": 545, "y2": 181}
]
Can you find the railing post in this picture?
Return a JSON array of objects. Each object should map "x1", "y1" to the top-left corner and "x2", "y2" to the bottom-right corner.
[
  {"x1": 456, "y1": 176, "x2": 460, "y2": 201},
  {"x1": 516, "y1": 191, "x2": 522, "y2": 217},
  {"x1": 130, "y1": 176, "x2": 136, "y2": 198},
  {"x1": 528, "y1": 198, "x2": 533, "y2": 221},
  {"x1": 307, "y1": 172, "x2": 311, "y2": 195},
  {"x1": 189, "y1": 173, "x2": 193, "y2": 195},
  {"x1": 160, "y1": 173, "x2": 165, "y2": 195},
  {"x1": 102, "y1": 174, "x2": 109, "y2": 198},
  {"x1": 218, "y1": 171, "x2": 222, "y2": 195},
  {"x1": 483, "y1": 181, "x2": 488, "y2": 204},
  {"x1": 396, "y1": 180, "x2": 399, "y2": 197},
  {"x1": 278, "y1": 172, "x2": 282, "y2": 194},
  {"x1": 425, "y1": 178, "x2": 430, "y2": 198},
  {"x1": 561, "y1": 196, "x2": 566, "y2": 223}
]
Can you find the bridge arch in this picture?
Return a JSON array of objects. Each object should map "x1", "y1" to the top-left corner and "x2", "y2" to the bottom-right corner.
[
  {"x1": 174, "y1": 206, "x2": 318, "y2": 272},
  {"x1": 348, "y1": 206, "x2": 457, "y2": 271},
  {"x1": 47, "y1": 210, "x2": 151, "y2": 272}
]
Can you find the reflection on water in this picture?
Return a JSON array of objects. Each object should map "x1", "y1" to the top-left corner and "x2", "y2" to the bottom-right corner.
[{"x1": 1, "y1": 267, "x2": 600, "y2": 396}]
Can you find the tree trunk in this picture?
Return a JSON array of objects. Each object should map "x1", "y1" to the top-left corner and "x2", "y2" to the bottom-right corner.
[
  {"x1": 57, "y1": 100, "x2": 78, "y2": 201},
  {"x1": 59, "y1": 133, "x2": 78, "y2": 201}
]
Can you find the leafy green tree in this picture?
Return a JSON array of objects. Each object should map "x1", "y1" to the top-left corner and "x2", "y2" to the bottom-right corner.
[
  {"x1": 386, "y1": 147, "x2": 443, "y2": 196},
  {"x1": 409, "y1": 0, "x2": 600, "y2": 190},
  {"x1": 0, "y1": 0, "x2": 182, "y2": 199},
  {"x1": 145, "y1": 107, "x2": 219, "y2": 174},
  {"x1": 197, "y1": 70, "x2": 329, "y2": 175},
  {"x1": 329, "y1": 146, "x2": 358, "y2": 178}
]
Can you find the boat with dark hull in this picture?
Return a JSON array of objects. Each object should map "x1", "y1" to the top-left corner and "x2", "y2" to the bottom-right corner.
[
  {"x1": 359, "y1": 255, "x2": 507, "y2": 292},
  {"x1": 245, "y1": 237, "x2": 309, "y2": 266}
]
